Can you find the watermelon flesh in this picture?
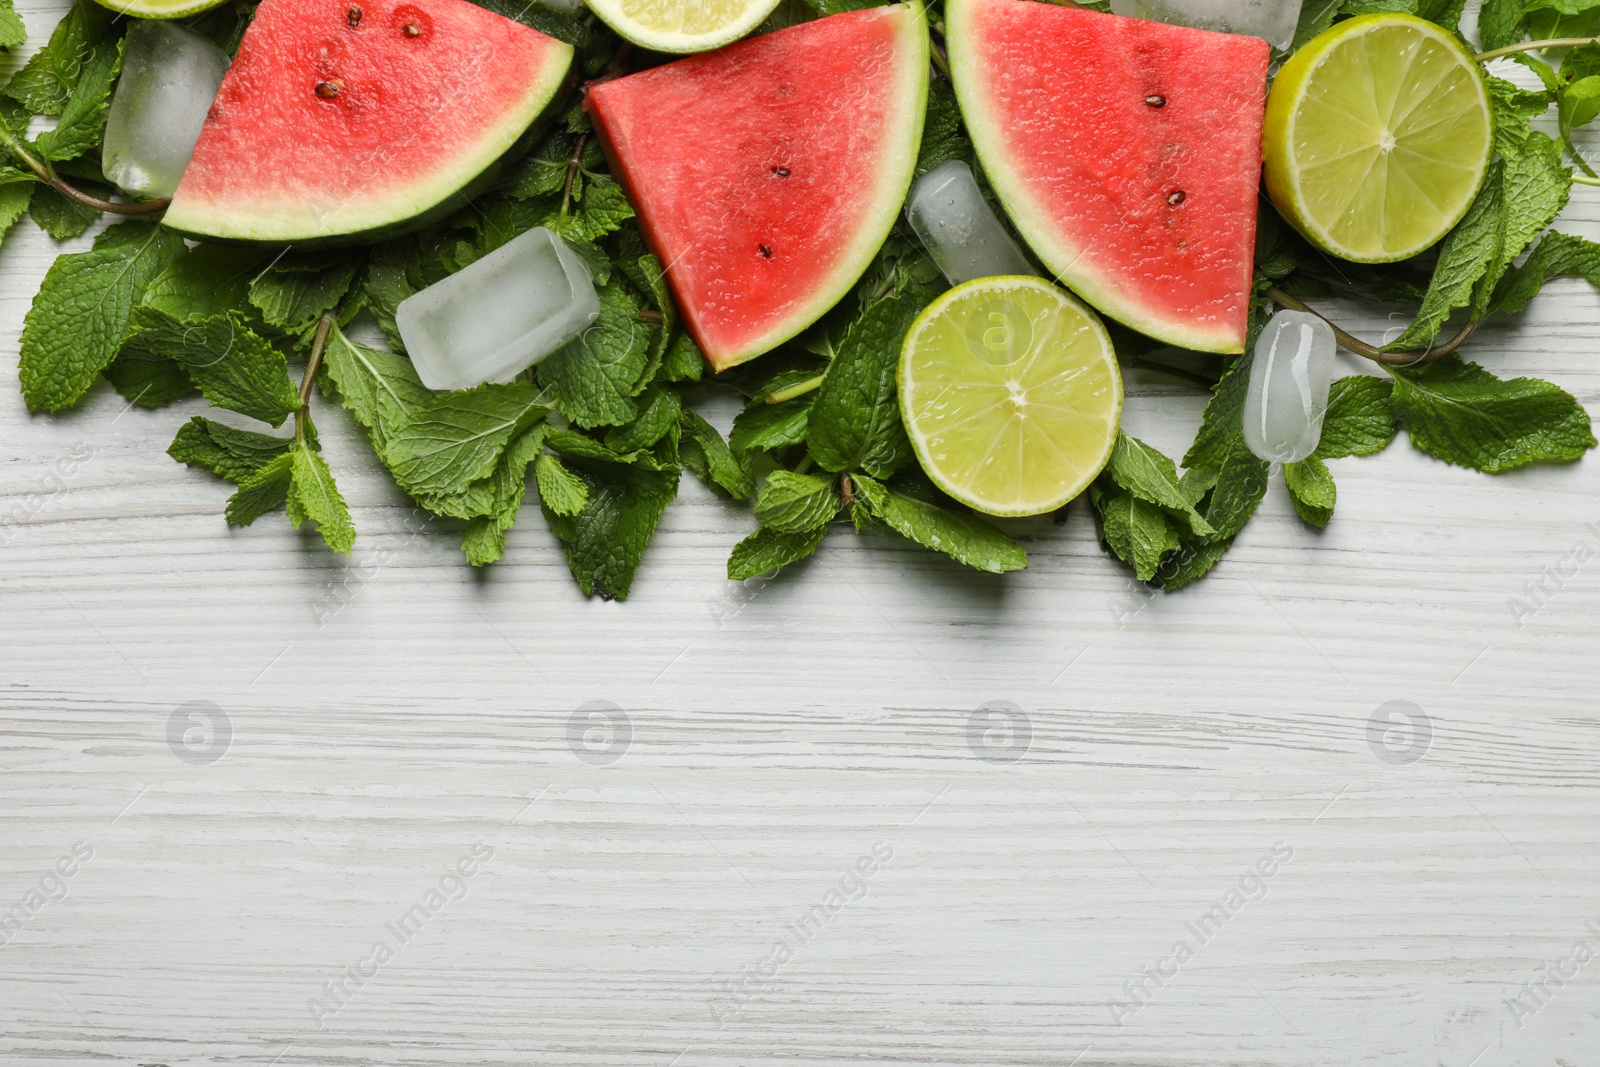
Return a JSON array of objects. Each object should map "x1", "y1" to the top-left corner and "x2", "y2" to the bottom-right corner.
[
  {"x1": 164, "y1": 0, "x2": 572, "y2": 244},
  {"x1": 585, "y1": 3, "x2": 929, "y2": 372},
  {"x1": 947, "y1": 0, "x2": 1269, "y2": 354}
]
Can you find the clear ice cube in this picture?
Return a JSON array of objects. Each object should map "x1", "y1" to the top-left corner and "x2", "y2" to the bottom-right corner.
[
  {"x1": 102, "y1": 21, "x2": 231, "y2": 200},
  {"x1": 397, "y1": 227, "x2": 601, "y2": 393},
  {"x1": 1242, "y1": 309, "x2": 1335, "y2": 464},
  {"x1": 1109, "y1": 0, "x2": 1305, "y2": 50},
  {"x1": 906, "y1": 160, "x2": 1036, "y2": 287}
]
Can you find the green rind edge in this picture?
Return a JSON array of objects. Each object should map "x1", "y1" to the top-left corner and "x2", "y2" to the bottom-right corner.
[
  {"x1": 946, "y1": 0, "x2": 1248, "y2": 355},
  {"x1": 163, "y1": 40, "x2": 575, "y2": 246},
  {"x1": 707, "y1": 1, "x2": 931, "y2": 371}
]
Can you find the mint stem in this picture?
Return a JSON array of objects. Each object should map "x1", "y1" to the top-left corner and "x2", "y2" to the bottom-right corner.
[
  {"x1": 767, "y1": 374, "x2": 826, "y2": 404},
  {"x1": 560, "y1": 132, "x2": 588, "y2": 225},
  {"x1": 1475, "y1": 37, "x2": 1599, "y2": 63},
  {"x1": 1265, "y1": 286, "x2": 1479, "y2": 365},
  {"x1": 0, "y1": 123, "x2": 169, "y2": 217},
  {"x1": 297, "y1": 315, "x2": 336, "y2": 444},
  {"x1": 1574, "y1": 173, "x2": 1600, "y2": 187}
]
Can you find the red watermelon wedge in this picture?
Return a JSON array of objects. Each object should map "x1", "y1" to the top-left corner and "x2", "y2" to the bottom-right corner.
[
  {"x1": 947, "y1": 0, "x2": 1269, "y2": 354},
  {"x1": 586, "y1": 3, "x2": 929, "y2": 372},
  {"x1": 164, "y1": 0, "x2": 573, "y2": 244}
]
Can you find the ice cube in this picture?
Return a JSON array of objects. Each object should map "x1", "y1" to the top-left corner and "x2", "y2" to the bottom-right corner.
[
  {"x1": 906, "y1": 160, "x2": 1036, "y2": 287},
  {"x1": 1242, "y1": 309, "x2": 1335, "y2": 464},
  {"x1": 1109, "y1": 0, "x2": 1304, "y2": 51},
  {"x1": 102, "y1": 21, "x2": 231, "y2": 200},
  {"x1": 397, "y1": 227, "x2": 601, "y2": 392}
]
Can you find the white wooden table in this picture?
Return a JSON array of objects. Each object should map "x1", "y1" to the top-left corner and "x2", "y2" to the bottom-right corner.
[{"x1": 2, "y1": 3, "x2": 1597, "y2": 1064}]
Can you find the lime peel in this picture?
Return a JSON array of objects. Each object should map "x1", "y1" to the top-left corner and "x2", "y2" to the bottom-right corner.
[{"x1": 898, "y1": 276, "x2": 1123, "y2": 518}]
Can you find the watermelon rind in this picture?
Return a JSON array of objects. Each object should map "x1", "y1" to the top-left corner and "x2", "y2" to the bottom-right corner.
[
  {"x1": 721, "y1": 3, "x2": 929, "y2": 368},
  {"x1": 163, "y1": 31, "x2": 573, "y2": 245},
  {"x1": 590, "y1": 2, "x2": 929, "y2": 371},
  {"x1": 583, "y1": 0, "x2": 786, "y2": 55},
  {"x1": 945, "y1": 0, "x2": 1250, "y2": 355},
  {"x1": 91, "y1": 0, "x2": 230, "y2": 18}
]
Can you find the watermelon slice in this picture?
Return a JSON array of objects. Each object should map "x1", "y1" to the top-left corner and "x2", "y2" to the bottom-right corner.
[
  {"x1": 585, "y1": 4, "x2": 929, "y2": 372},
  {"x1": 163, "y1": 0, "x2": 573, "y2": 244},
  {"x1": 946, "y1": 0, "x2": 1269, "y2": 354}
]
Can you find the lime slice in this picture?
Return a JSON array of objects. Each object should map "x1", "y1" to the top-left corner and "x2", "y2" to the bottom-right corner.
[
  {"x1": 898, "y1": 276, "x2": 1123, "y2": 518},
  {"x1": 584, "y1": 0, "x2": 784, "y2": 53},
  {"x1": 92, "y1": 0, "x2": 229, "y2": 15},
  {"x1": 1263, "y1": 13, "x2": 1493, "y2": 264}
]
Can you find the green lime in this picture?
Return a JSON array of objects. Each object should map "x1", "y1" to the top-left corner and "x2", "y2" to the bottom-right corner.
[
  {"x1": 1263, "y1": 13, "x2": 1494, "y2": 263},
  {"x1": 898, "y1": 276, "x2": 1123, "y2": 518}
]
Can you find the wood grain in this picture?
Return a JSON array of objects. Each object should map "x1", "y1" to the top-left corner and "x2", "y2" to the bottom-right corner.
[{"x1": 1, "y1": 2, "x2": 1597, "y2": 1064}]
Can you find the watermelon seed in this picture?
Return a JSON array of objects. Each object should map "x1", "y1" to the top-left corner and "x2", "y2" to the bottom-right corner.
[
  {"x1": 346, "y1": 4, "x2": 362, "y2": 26},
  {"x1": 315, "y1": 79, "x2": 343, "y2": 99},
  {"x1": 402, "y1": 22, "x2": 421, "y2": 37},
  {"x1": 758, "y1": 244, "x2": 773, "y2": 259},
  {"x1": 1145, "y1": 94, "x2": 1166, "y2": 108},
  {"x1": 1166, "y1": 190, "x2": 1185, "y2": 206},
  {"x1": 772, "y1": 166, "x2": 790, "y2": 178}
]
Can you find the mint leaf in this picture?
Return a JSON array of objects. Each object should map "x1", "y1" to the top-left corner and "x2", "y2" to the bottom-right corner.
[
  {"x1": 1490, "y1": 230, "x2": 1600, "y2": 315},
  {"x1": 6, "y1": 1, "x2": 113, "y2": 115},
  {"x1": 854, "y1": 474, "x2": 1027, "y2": 574},
  {"x1": 248, "y1": 255, "x2": 360, "y2": 339},
  {"x1": 565, "y1": 174, "x2": 634, "y2": 242},
  {"x1": 916, "y1": 75, "x2": 973, "y2": 178},
  {"x1": 19, "y1": 221, "x2": 185, "y2": 412},
  {"x1": 1200, "y1": 436, "x2": 1271, "y2": 539},
  {"x1": 1104, "y1": 433, "x2": 1215, "y2": 537},
  {"x1": 168, "y1": 416, "x2": 293, "y2": 483},
  {"x1": 503, "y1": 132, "x2": 574, "y2": 199},
  {"x1": 806, "y1": 295, "x2": 919, "y2": 476},
  {"x1": 1476, "y1": 132, "x2": 1570, "y2": 311},
  {"x1": 226, "y1": 452, "x2": 294, "y2": 526},
  {"x1": 460, "y1": 424, "x2": 546, "y2": 566},
  {"x1": 727, "y1": 524, "x2": 827, "y2": 581},
  {"x1": 538, "y1": 280, "x2": 648, "y2": 428},
  {"x1": 124, "y1": 309, "x2": 300, "y2": 426},
  {"x1": 1091, "y1": 484, "x2": 1180, "y2": 582},
  {"x1": 679, "y1": 407, "x2": 754, "y2": 499},
  {"x1": 1486, "y1": 75, "x2": 1551, "y2": 157},
  {"x1": 28, "y1": 183, "x2": 99, "y2": 239},
  {"x1": 360, "y1": 241, "x2": 417, "y2": 352},
  {"x1": 36, "y1": 35, "x2": 120, "y2": 162},
  {"x1": 1478, "y1": 0, "x2": 1526, "y2": 50},
  {"x1": 753, "y1": 470, "x2": 839, "y2": 533},
  {"x1": 1184, "y1": 342, "x2": 1253, "y2": 470},
  {"x1": 145, "y1": 244, "x2": 267, "y2": 320},
  {"x1": 1415, "y1": 0, "x2": 1466, "y2": 34},
  {"x1": 1314, "y1": 376, "x2": 1398, "y2": 458},
  {"x1": 1284, "y1": 456, "x2": 1336, "y2": 528},
  {"x1": 104, "y1": 345, "x2": 194, "y2": 408},
  {"x1": 287, "y1": 441, "x2": 356, "y2": 555},
  {"x1": 381, "y1": 383, "x2": 548, "y2": 497},
  {"x1": 0, "y1": 175, "x2": 33, "y2": 241},
  {"x1": 0, "y1": 0, "x2": 24, "y2": 51},
  {"x1": 731, "y1": 396, "x2": 812, "y2": 452},
  {"x1": 1388, "y1": 356, "x2": 1596, "y2": 472},
  {"x1": 661, "y1": 330, "x2": 703, "y2": 383},
  {"x1": 534, "y1": 453, "x2": 589, "y2": 517},
  {"x1": 604, "y1": 385, "x2": 681, "y2": 453},
  {"x1": 543, "y1": 460, "x2": 679, "y2": 600},
  {"x1": 1157, "y1": 535, "x2": 1235, "y2": 591},
  {"x1": 319, "y1": 324, "x2": 434, "y2": 452},
  {"x1": 1385, "y1": 161, "x2": 1504, "y2": 350}
]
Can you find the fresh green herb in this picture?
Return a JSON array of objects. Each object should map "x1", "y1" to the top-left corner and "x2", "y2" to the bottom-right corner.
[{"x1": 3, "y1": 0, "x2": 1598, "y2": 600}]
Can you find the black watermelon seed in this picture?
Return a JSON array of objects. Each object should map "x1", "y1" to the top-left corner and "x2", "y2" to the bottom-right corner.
[
  {"x1": 402, "y1": 22, "x2": 421, "y2": 37},
  {"x1": 1145, "y1": 94, "x2": 1166, "y2": 108},
  {"x1": 772, "y1": 166, "x2": 791, "y2": 177},
  {"x1": 346, "y1": 5, "x2": 362, "y2": 26},
  {"x1": 758, "y1": 244, "x2": 773, "y2": 259},
  {"x1": 315, "y1": 79, "x2": 342, "y2": 99},
  {"x1": 1166, "y1": 190, "x2": 1186, "y2": 206}
]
